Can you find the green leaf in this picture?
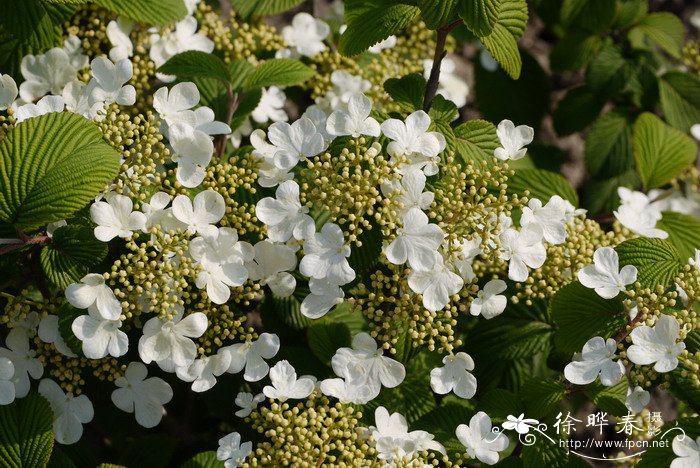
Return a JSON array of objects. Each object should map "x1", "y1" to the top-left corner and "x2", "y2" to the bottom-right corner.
[
  {"x1": 612, "y1": 0, "x2": 648, "y2": 29},
  {"x1": 453, "y1": 119, "x2": 499, "y2": 164},
  {"x1": 339, "y1": 2, "x2": 420, "y2": 56},
  {"x1": 366, "y1": 369, "x2": 436, "y2": 423},
  {"x1": 158, "y1": 51, "x2": 231, "y2": 84},
  {"x1": 0, "y1": 113, "x2": 121, "y2": 231},
  {"x1": 659, "y1": 71, "x2": 700, "y2": 132},
  {"x1": 307, "y1": 322, "x2": 351, "y2": 365},
  {"x1": 582, "y1": 170, "x2": 639, "y2": 216},
  {"x1": 585, "y1": 110, "x2": 634, "y2": 179},
  {"x1": 245, "y1": 59, "x2": 314, "y2": 90},
  {"x1": 92, "y1": 0, "x2": 187, "y2": 25},
  {"x1": 478, "y1": 388, "x2": 523, "y2": 421},
  {"x1": 40, "y1": 225, "x2": 108, "y2": 289},
  {"x1": 637, "y1": 418, "x2": 700, "y2": 468},
  {"x1": 227, "y1": 60, "x2": 255, "y2": 92},
  {"x1": 428, "y1": 95, "x2": 459, "y2": 122},
  {"x1": 418, "y1": 0, "x2": 458, "y2": 30},
  {"x1": 57, "y1": 302, "x2": 84, "y2": 356},
  {"x1": 629, "y1": 12, "x2": 684, "y2": 58},
  {"x1": 230, "y1": 0, "x2": 305, "y2": 18},
  {"x1": 584, "y1": 378, "x2": 629, "y2": 416},
  {"x1": 384, "y1": 73, "x2": 426, "y2": 113},
  {"x1": 552, "y1": 85, "x2": 606, "y2": 136},
  {"x1": 656, "y1": 212, "x2": 700, "y2": 261},
  {"x1": 551, "y1": 282, "x2": 627, "y2": 354},
  {"x1": 458, "y1": 0, "x2": 501, "y2": 37},
  {"x1": 616, "y1": 238, "x2": 682, "y2": 289},
  {"x1": 669, "y1": 361, "x2": 700, "y2": 412},
  {"x1": 180, "y1": 451, "x2": 224, "y2": 468},
  {"x1": 478, "y1": 0, "x2": 528, "y2": 80},
  {"x1": 261, "y1": 289, "x2": 312, "y2": 332},
  {"x1": 550, "y1": 33, "x2": 605, "y2": 71},
  {"x1": 230, "y1": 89, "x2": 262, "y2": 130},
  {"x1": 347, "y1": 222, "x2": 383, "y2": 275},
  {"x1": 632, "y1": 112, "x2": 696, "y2": 189},
  {"x1": 467, "y1": 316, "x2": 553, "y2": 361},
  {"x1": 586, "y1": 45, "x2": 628, "y2": 94},
  {"x1": 413, "y1": 404, "x2": 475, "y2": 455},
  {"x1": 521, "y1": 378, "x2": 566, "y2": 418},
  {"x1": 560, "y1": 0, "x2": 616, "y2": 33},
  {"x1": 0, "y1": 391, "x2": 54, "y2": 468},
  {"x1": 507, "y1": 169, "x2": 579, "y2": 206}
]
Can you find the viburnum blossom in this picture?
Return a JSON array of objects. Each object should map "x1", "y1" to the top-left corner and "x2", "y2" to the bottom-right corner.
[
  {"x1": 111, "y1": 362, "x2": 173, "y2": 428},
  {"x1": 14, "y1": 95, "x2": 65, "y2": 123},
  {"x1": 326, "y1": 93, "x2": 381, "y2": 138},
  {"x1": 281, "y1": 13, "x2": 330, "y2": 57},
  {"x1": 381, "y1": 110, "x2": 446, "y2": 176},
  {"x1": 138, "y1": 312, "x2": 208, "y2": 371},
  {"x1": 430, "y1": 352, "x2": 477, "y2": 399},
  {"x1": 153, "y1": 82, "x2": 200, "y2": 132},
  {"x1": 223, "y1": 333, "x2": 280, "y2": 382},
  {"x1": 176, "y1": 351, "x2": 231, "y2": 392},
  {"x1": 470, "y1": 279, "x2": 507, "y2": 319},
  {"x1": 262, "y1": 360, "x2": 315, "y2": 401},
  {"x1": 65, "y1": 273, "x2": 122, "y2": 320},
  {"x1": 499, "y1": 224, "x2": 546, "y2": 282},
  {"x1": 90, "y1": 193, "x2": 146, "y2": 242},
  {"x1": 0, "y1": 74, "x2": 17, "y2": 110},
  {"x1": 0, "y1": 332, "x2": 43, "y2": 399},
  {"x1": 234, "y1": 392, "x2": 265, "y2": 418},
  {"x1": 407, "y1": 253, "x2": 464, "y2": 312},
  {"x1": 217, "y1": 432, "x2": 253, "y2": 468},
  {"x1": 614, "y1": 187, "x2": 669, "y2": 239},
  {"x1": 246, "y1": 240, "x2": 297, "y2": 297},
  {"x1": 169, "y1": 122, "x2": 215, "y2": 188},
  {"x1": 0, "y1": 357, "x2": 14, "y2": 405},
  {"x1": 300, "y1": 278, "x2": 344, "y2": 319},
  {"x1": 384, "y1": 208, "x2": 444, "y2": 271},
  {"x1": 370, "y1": 406, "x2": 445, "y2": 462},
  {"x1": 106, "y1": 18, "x2": 133, "y2": 62},
  {"x1": 626, "y1": 386, "x2": 650, "y2": 413},
  {"x1": 72, "y1": 306, "x2": 128, "y2": 359},
  {"x1": 252, "y1": 87, "x2": 288, "y2": 123},
  {"x1": 381, "y1": 169, "x2": 434, "y2": 216},
  {"x1": 150, "y1": 16, "x2": 214, "y2": 76},
  {"x1": 172, "y1": 190, "x2": 225, "y2": 237},
  {"x1": 256, "y1": 180, "x2": 315, "y2": 242},
  {"x1": 300, "y1": 223, "x2": 355, "y2": 285},
  {"x1": 19, "y1": 48, "x2": 77, "y2": 102},
  {"x1": 267, "y1": 117, "x2": 327, "y2": 169},
  {"x1": 38, "y1": 315, "x2": 76, "y2": 358},
  {"x1": 494, "y1": 119, "x2": 534, "y2": 161},
  {"x1": 577, "y1": 247, "x2": 638, "y2": 299},
  {"x1": 672, "y1": 435, "x2": 700, "y2": 468},
  {"x1": 39, "y1": 379, "x2": 94, "y2": 445},
  {"x1": 456, "y1": 412, "x2": 509, "y2": 465},
  {"x1": 89, "y1": 57, "x2": 136, "y2": 106},
  {"x1": 520, "y1": 196, "x2": 570, "y2": 245},
  {"x1": 627, "y1": 314, "x2": 686, "y2": 372},
  {"x1": 564, "y1": 336, "x2": 625, "y2": 386}
]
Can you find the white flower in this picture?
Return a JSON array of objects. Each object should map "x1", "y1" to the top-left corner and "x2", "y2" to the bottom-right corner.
[
  {"x1": 106, "y1": 18, "x2": 134, "y2": 62},
  {"x1": 300, "y1": 223, "x2": 355, "y2": 285},
  {"x1": 300, "y1": 278, "x2": 344, "y2": 319},
  {"x1": 692, "y1": 124, "x2": 700, "y2": 141},
  {"x1": 422, "y1": 57, "x2": 469, "y2": 108},
  {"x1": 564, "y1": 336, "x2": 625, "y2": 386},
  {"x1": 499, "y1": 224, "x2": 546, "y2": 282},
  {"x1": 37, "y1": 315, "x2": 76, "y2": 358},
  {"x1": 263, "y1": 360, "x2": 315, "y2": 401},
  {"x1": 577, "y1": 247, "x2": 637, "y2": 299},
  {"x1": 217, "y1": 432, "x2": 253, "y2": 468},
  {"x1": 0, "y1": 357, "x2": 15, "y2": 405},
  {"x1": 191, "y1": 106, "x2": 231, "y2": 137},
  {"x1": 252, "y1": 87, "x2": 288, "y2": 123},
  {"x1": 625, "y1": 386, "x2": 650, "y2": 413},
  {"x1": 14, "y1": 95, "x2": 65, "y2": 124},
  {"x1": 138, "y1": 312, "x2": 208, "y2": 371},
  {"x1": 256, "y1": 180, "x2": 315, "y2": 242},
  {"x1": 172, "y1": 190, "x2": 225, "y2": 237},
  {"x1": 614, "y1": 187, "x2": 669, "y2": 239},
  {"x1": 62, "y1": 35, "x2": 89, "y2": 70},
  {"x1": 169, "y1": 122, "x2": 214, "y2": 188},
  {"x1": 72, "y1": 306, "x2": 128, "y2": 359},
  {"x1": 150, "y1": 16, "x2": 214, "y2": 72},
  {"x1": 502, "y1": 413, "x2": 539, "y2": 434},
  {"x1": 246, "y1": 240, "x2": 297, "y2": 297},
  {"x1": 381, "y1": 111, "x2": 446, "y2": 176},
  {"x1": 39, "y1": 379, "x2": 94, "y2": 445},
  {"x1": 454, "y1": 237, "x2": 482, "y2": 282},
  {"x1": 0, "y1": 74, "x2": 18, "y2": 110},
  {"x1": 88, "y1": 57, "x2": 136, "y2": 106},
  {"x1": 302, "y1": 106, "x2": 332, "y2": 142},
  {"x1": 90, "y1": 193, "x2": 147, "y2": 242},
  {"x1": 494, "y1": 119, "x2": 534, "y2": 161},
  {"x1": 326, "y1": 93, "x2": 380, "y2": 138},
  {"x1": 282, "y1": 13, "x2": 330, "y2": 57},
  {"x1": 0, "y1": 331, "x2": 42, "y2": 398},
  {"x1": 456, "y1": 412, "x2": 509, "y2": 465},
  {"x1": 111, "y1": 362, "x2": 173, "y2": 428},
  {"x1": 331, "y1": 332, "x2": 405, "y2": 394},
  {"x1": 627, "y1": 314, "x2": 686, "y2": 373},
  {"x1": 371, "y1": 407, "x2": 445, "y2": 461},
  {"x1": 62, "y1": 80, "x2": 103, "y2": 118},
  {"x1": 153, "y1": 82, "x2": 200, "y2": 132},
  {"x1": 142, "y1": 191, "x2": 181, "y2": 232},
  {"x1": 267, "y1": 117, "x2": 326, "y2": 169},
  {"x1": 430, "y1": 352, "x2": 477, "y2": 399},
  {"x1": 65, "y1": 273, "x2": 122, "y2": 320},
  {"x1": 408, "y1": 253, "x2": 464, "y2": 312},
  {"x1": 319, "y1": 376, "x2": 377, "y2": 405},
  {"x1": 520, "y1": 196, "x2": 570, "y2": 245},
  {"x1": 176, "y1": 350, "x2": 231, "y2": 392},
  {"x1": 320, "y1": 71, "x2": 371, "y2": 110},
  {"x1": 6, "y1": 311, "x2": 39, "y2": 342},
  {"x1": 470, "y1": 279, "x2": 507, "y2": 319},
  {"x1": 223, "y1": 333, "x2": 280, "y2": 382},
  {"x1": 671, "y1": 435, "x2": 700, "y2": 468},
  {"x1": 19, "y1": 48, "x2": 77, "y2": 102},
  {"x1": 380, "y1": 170, "x2": 434, "y2": 216},
  {"x1": 384, "y1": 208, "x2": 444, "y2": 271},
  {"x1": 234, "y1": 392, "x2": 265, "y2": 417}
]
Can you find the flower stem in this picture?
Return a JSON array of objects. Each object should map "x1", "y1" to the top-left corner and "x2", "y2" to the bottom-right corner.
[
  {"x1": 215, "y1": 86, "x2": 240, "y2": 158},
  {"x1": 422, "y1": 20, "x2": 463, "y2": 113}
]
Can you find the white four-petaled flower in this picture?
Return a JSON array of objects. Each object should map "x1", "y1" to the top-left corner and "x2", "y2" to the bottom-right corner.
[
  {"x1": 564, "y1": 336, "x2": 625, "y2": 386},
  {"x1": 256, "y1": 180, "x2": 315, "y2": 242},
  {"x1": 39, "y1": 379, "x2": 94, "y2": 445},
  {"x1": 627, "y1": 314, "x2": 686, "y2": 373},
  {"x1": 326, "y1": 93, "x2": 380, "y2": 138},
  {"x1": 217, "y1": 432, "x2": 253, "y2": 468},
  {"x1": 262, "y1": 360, "x2": 315, "y2": 401},
  {"x1": 90, "y1": 193, "x2": 146, "y2": 242},
  {"x1": 494, "y1": 119, "x2": 534, "y2": 161},
  {"x1": 470, "y1": 279, "x2": 507, "y2": 319},
  {"x1": 430, "y1": 352, "x2": 477, "y2": 399},
  {"x1": 577, "y1": 247, "x2": 637, "y2": 299},
  {"x1": 300, "y1": 223, "x2": 356, "y2": 285},
  {"x1": 456, "y1": 411, "x2": 509, "y2": 465},
  {"x1": 111, "y1": 362, "x2": 173, "y2": 428},
  {"x1": 65, "y1": 273, "x2": 122, "y2": 320}
]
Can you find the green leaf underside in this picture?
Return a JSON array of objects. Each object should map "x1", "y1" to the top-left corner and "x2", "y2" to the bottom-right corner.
[
  {"x1": 459, "y1": 0, "x2": 501, "y2": 37},
  {"x1": 339, "y1": 2, "x2": 420, "y2": 56},
  {"x1": 230, "y1": 0, "x2": 305, "y2": 18},
  {"x1": 92, "y1": 0, "x2": 187, "y2": 25},
  {"x1": 158, "y1": 51, "x2": 231, "y2": 84},
  {"x1": 478, "y1": 0, "x2": 528, "y2": 80}
]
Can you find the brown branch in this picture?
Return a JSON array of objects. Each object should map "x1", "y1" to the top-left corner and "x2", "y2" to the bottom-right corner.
[
  {"x1": 0, "y1": 235, "x2": 51, "y2": 255},
  {"x1": 422, "y1": 20, "x2": 463, "y2": 112},
  {"x1": 215, "y1": 86, "x2": 240, "y2": 158}
]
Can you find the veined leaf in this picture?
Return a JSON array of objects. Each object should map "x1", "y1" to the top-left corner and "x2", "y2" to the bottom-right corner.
[
  {"x1": 0, "y1": 113, "x2": 120, "y2": 231},
  {"x1": 57, "y1": 302, "x2": 84, "y2": 355},
  {"x1": 458, "y1": 0, "x2": 501, "y2": 37},
  {"x1": 230, "y1": 0, "x2": 305, "y2": 18},
  {"x1": 478, "y1": 0, "x2": 528, "y2": 80},
  {"x1": 92, "y1": 0, "x2": 187, "y2": 25},
  {"x1": 632, "y1": 113, "x2": 696, "y2": 189},
  {"x1": 659, "y1": 71, "x2": 700, "y2": 132},
  {"x1": 616, "y1": 237, "x2": 682, "y2": 288},
  {"x1": 181, "y1": 451, "x2": 224, "y2": 468},
  {"x1": 40, "y1": 225, "x2": 108, "y2": 289},
  {"x1": 418, "y1": 0, "x2": 458, "y2": 30},
  {"x1": 507, "y1": 168, "x2": 579, "y2": 206},
  {"x1": 629, "y1": 12, "x2": 684, "y2": 58},
  {"x1": 560, "y1": 0, "x2": 616, "y2": 33},
  {"x1": 657, "y1": 212, "x2": 700, "y2": 261},
  {"x1": 584, "y1": 378, "x2": 629, "y2": 417},
  {"x1": 245, "y1": 59, "x2": 314, "y2": 90},
  {"x1": 454, "y1": 119, "x2": 498, "y2": 164},
  {"x1": 339, "y1": 2, "x2": 420, "y2": 56},
  {"x1": 384, "y1": 74, "x2": 426, "y2": 113},
  {"x1": 307, "y1": 322, "x2": 351, "y2": 365},
  {"x1": 521, "y1": 378, "x2": 566, "y2": 418},
  {"x1": 0, "y1": 392, "x2": 54, "y2": 468},
  {"x1": 553, "y1": 85, "x2": 606, "y2": 136},
  {"x1": 158, "y1": 51, "x2": 231, "y2": 84},
  {"x1": 585, "y1": 110, "x2": 634, "y2": 178},
  {"x1": 551, "y1": 282, "x2": 627, "y2": 354}
]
